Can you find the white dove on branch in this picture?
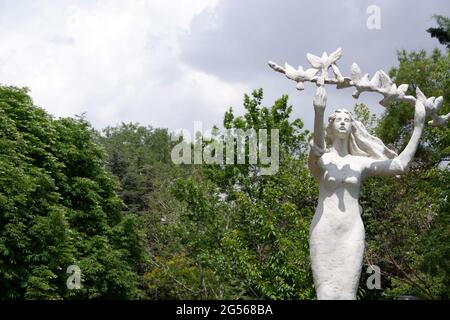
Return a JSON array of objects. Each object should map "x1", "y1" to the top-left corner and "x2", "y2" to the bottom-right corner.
[
  {"x1": 268, "y1": 48, "x2": 350, "y2": 90},
  {"x1": 282, "y1": 63, "x2": 317, "y2": 90},
  {"x1": 349, "y1": 63, "x2": 415, "y2": 107},
  {"x1": 416, "y1": 88, "x2": 450, "y2": 127},
  {"x1": 306, "y1": 48, "x2": 343, "y2": 86},
  {"x1": 268, "y1": 48, "x2": 449, "y2": 127}
]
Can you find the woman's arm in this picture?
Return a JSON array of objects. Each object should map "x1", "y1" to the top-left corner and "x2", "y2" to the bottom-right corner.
[
  {"x1": 308, "y1": 86, "x2": 327, "y2": 178},
  {"x1": 363, "y1": 99, "x2": 426, "y2": 178}
]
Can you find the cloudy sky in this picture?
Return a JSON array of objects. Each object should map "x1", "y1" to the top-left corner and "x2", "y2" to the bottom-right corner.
[{"x1": 0, "y1": 0, "x2": 448, "y2": 132}]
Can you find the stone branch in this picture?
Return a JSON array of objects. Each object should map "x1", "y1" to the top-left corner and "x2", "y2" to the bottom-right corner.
[{"x1": 268, "y1": 48, "x2": 449, "y2": 127}]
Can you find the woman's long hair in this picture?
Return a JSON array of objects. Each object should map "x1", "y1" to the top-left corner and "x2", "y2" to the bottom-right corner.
[{"x1": 325, "y1": 109, "x2": 397, "y2": 160}]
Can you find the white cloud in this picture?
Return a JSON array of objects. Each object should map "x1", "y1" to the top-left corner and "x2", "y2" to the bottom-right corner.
[{"x1": 0, "y1": 0, "x2": 248, "y2": 130}]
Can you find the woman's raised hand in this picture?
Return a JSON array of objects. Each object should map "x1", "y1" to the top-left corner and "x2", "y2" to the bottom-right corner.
[
  {"x1": 313, "y1": 86, "x2": 327, "y2": 111},
  {"x1": 414, "y1": 87, "x2": 428, "y2": 127},
  {"x1": 414, "y1": 99, "x2": 426, "y2": 127}
]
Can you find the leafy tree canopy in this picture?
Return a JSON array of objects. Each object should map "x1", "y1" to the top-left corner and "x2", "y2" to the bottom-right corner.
[{"x1": 0, "y1": 86, "x2": 146, "y2": 299}]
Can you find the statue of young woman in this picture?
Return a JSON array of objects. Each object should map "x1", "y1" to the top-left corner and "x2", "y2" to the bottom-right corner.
[
  {"x1": 308, "y1": 85, "x2": 426, "y2": 300},
  {"x1": 268, "y1": 48, "x2": 447, "y2": 299}
]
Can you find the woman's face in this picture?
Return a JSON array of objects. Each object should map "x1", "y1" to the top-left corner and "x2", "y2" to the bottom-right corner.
[{"x1": 331, "y1": 111, "x2": 352, "y2": 139}]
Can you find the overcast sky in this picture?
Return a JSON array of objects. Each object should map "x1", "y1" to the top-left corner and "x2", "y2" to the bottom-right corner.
[{"x1": 0, "y1": 0, "x2": 448, "y2": 132}]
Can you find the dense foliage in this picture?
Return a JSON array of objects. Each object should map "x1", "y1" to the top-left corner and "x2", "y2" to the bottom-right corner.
[
  {"x1": 0, "y1": 19, "x2": 448, "y2": 299},
  {"x1": 360, "y1": 48, "x2": 450, "y2": 299},
  {"x1": 427, "y1": 15, "x2": 450, "y2": 49},
  {"x1": 0, "y1": 87, "x2": 146, "y2": 299},
  {"x1": 145, "y1": 90, "x2": 316, "y2": 299}
]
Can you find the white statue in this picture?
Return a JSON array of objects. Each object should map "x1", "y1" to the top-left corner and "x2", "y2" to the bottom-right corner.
[{"x1": 269, "y1": 48, "x2": 448, "y2": 300}]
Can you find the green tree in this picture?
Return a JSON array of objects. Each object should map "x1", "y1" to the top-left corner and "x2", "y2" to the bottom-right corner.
[
  {"x1": 97, "y1": 123, "x2": 175, "y2": 214},
  {"x1": 147, "y1": 89, "x2": 316, "y2": 299},
  {"x1": 427, "y1": 15, "x2": 450, "y2": 49},
  {"x1": 96, "y1": 122, "x2": 193, "y2": 299},
  {"x1": 359, "y1": 48, "x2": 450, "y2": 299},
  {"x1": 0, "y1": 86, "x2": 146, "y2": 299}
]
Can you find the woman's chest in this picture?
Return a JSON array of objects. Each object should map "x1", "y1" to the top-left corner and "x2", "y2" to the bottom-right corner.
[{"x1": 318, "y1": 155, "x2": 364, "y2": 187}]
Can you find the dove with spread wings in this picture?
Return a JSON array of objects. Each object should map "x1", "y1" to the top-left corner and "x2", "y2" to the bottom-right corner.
[
  {"x1": 306, "y1": 48, "x2": 343, "y2": 86},
  {"x1": 268, "y1": 48, "x2": 344, "y2": 89}
]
